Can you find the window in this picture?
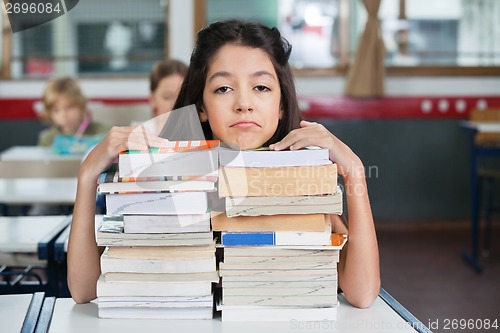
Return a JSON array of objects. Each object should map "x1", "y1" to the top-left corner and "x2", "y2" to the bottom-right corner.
[
  {"x1": 4, "y1": 0, "x2": 167, "y2": 79},
  {"x1": 203, "y1": 0, "x2": 500, "y2": 75}
]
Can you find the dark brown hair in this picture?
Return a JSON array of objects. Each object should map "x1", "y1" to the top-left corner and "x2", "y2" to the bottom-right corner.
[{"x1": 172, "y1": 19, "x2": 302, "y2": 146}]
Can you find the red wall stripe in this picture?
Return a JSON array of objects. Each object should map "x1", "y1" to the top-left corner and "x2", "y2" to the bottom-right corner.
[{"x1": 1, "y1": 96, "x2": 500, "y2": 121}]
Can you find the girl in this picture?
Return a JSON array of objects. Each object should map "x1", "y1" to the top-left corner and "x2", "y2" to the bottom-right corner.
[{"x1": 68, "y1": 20, "x2": 380, "y2": 308}]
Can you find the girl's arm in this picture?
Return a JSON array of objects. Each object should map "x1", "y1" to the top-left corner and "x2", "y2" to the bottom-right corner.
[
  {"x1": 269, "y1": 120, "x2": 380, "y2": 308},
  {"x1": 67, "y1": 126, "x2": 168, "y2": 303}
]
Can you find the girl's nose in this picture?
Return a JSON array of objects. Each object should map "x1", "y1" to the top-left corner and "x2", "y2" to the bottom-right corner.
[{"x1": 235, "y1": 90, "x2": 253, "y2": 113}]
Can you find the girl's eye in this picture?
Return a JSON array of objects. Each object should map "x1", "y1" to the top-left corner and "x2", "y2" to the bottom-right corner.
[
  {"x1": 255, "y1": 85, "x2": 270, "y2": 92},
  {"x1": 215, "y1": 86, "x2": 232, "y2": 94}
]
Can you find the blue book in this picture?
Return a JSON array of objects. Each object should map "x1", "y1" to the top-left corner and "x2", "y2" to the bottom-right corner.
[{"x1": 221, "y1": 228, "x2": 332, "y2": 247}]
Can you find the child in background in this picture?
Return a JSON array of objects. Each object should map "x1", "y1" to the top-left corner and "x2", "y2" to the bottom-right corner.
[
  {"x1": 68, "y1": 20, "x2": 380, "y2": 308},
  {"x1": 149, "y1": 59, "x2": 188, "y2": 117},
  {"x1": 38, "y1": 77, "x2": 109, "y2": 153},
  {"x1": 142, "y1": 59, "x2": 188, "y2": 135}
]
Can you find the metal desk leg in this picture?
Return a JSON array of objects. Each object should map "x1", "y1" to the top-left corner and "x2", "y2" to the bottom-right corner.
[{"x1": 462, "y1": 131, "x2": 483, "y2": 273}]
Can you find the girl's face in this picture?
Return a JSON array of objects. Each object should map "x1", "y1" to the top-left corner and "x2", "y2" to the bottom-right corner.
[
  {"x1": 201, "y1": 44, "x2": 282, "y2": 150},
  {"x1": 49, "y1": 96, "x2": 85, "y2": 135},
  {"x1": 150, "y1": 74, "x2": 184, "y2": 117}
]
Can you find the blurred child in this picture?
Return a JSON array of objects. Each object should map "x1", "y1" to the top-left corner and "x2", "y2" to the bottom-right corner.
[
  {"x1": 149, "y1": 59, "x2": 188, "y2": 117},
  {"x1": 38, "y1": 77, "x2": 109, "y2": 152},
  {"x1": 141, "y1": 59, "x2": 188, "y2": 135}
]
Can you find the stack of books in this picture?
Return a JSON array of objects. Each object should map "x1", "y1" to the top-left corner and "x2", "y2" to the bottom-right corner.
[
  {"x1": 215, "y1": 147, "x2": 347, "y2": 321},
  {"x1": 95, "y1": 140, "x2": 220, "y2": 319}
]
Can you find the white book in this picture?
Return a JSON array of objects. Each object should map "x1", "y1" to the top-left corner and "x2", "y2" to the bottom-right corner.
[
  {"x1": 105, "y1": 191, "x2": 208, "y2": 216},
  {"x1": 98, "y1": 180, "x2": 215, "y2": 195},
  {"x1": 219, "y1": 260, "x2": 337, "y2": 271},
  {"x1": 123, "y1": 213, "x2": 211, "y2": 233},
  {"x1": 222, "y1": 280, "x2": 337, "y2": 288},
  {"x1": 96, "y1": 220, "x2": 214, "y2": 247},
  {"x1": 97, "y1": 275, "x2": 214, "y2": 297},
  {"x1": 97, "y1": 295, "x2": 215, "y2": 320},
  {"x1": 118, "y1": 140, "x2": 219, "y2": 178},
  {"x1": 219, "y1": 146, "x2": 331, "y2": 167},
  {"x1": 222, "y1": 295, "x2": 338, "y2": 307},
  {"x1": 222, "y1": 271, "x2": 337, "y2": 282},
  {"x1": 104, "y1": 271, "x2": 219, "y2": 283},
  {"x1": 100, "y1": 249, "x2": 216, "y2": 274},
  {"x1": 97, "y1": 295, "x2": 213, "y2": 308},
  {"x1": 223, "y1": 247, "x2": 341, "y2": 257},
  {"x1": 218, "y1": 302, "x2": 338, "y2": 322},
  {"x1": 223, "y1": 253, "x2": 339, "y2": 264},
  {"x1": 222, "y1": 286, "x2": 337, "y2": 297},
  {"x1": 226, "y1": 187, "x2": 343, "y2": 217}
]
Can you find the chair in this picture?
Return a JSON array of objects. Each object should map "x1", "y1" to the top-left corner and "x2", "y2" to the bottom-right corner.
[{"x1": 470, "y1": 108, "x2": 500, "y2": 256}]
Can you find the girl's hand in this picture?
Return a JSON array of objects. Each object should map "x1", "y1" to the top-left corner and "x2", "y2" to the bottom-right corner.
[
  {"x1": 79, "y1": 125, "x2": 169, "y2": 182},
  {"x1": 269, "y1": 120, "x2": 363, "y2": 180}
]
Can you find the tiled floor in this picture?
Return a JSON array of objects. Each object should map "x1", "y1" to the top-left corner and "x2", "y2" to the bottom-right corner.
[{"x1": 377, "y1": 222, "x2": 500, "y2": 333}]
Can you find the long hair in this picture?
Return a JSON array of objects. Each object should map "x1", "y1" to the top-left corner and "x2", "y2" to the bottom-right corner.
[{"x1": 172, "y1": 19, "x2": 302, "y2": 146}]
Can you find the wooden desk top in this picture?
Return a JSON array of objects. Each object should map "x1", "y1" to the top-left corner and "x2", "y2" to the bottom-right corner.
[
  {"x1": 0, "y1": 215, "x2": 71, "y2": 253},
  {"x1": 45, "y1": 294, "x2": 420, "y2": 333},
  {"x1": 0, "y1": 178, "x2": 77, "y2": 204}
]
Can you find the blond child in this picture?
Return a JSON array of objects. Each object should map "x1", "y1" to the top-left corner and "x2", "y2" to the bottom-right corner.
[{"x1": 38, "y1": 77, "x2": 109, "y2": 148}]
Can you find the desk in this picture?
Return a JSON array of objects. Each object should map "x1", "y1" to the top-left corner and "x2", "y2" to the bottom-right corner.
[
  {"x1": 0, "y1": 292, "x2": 46, "y2": 333},
  {"x1": 0, "y1": 216, "x2": 72, "y2": 295},
  {"x1": 0, "y1": 146, "x2": 82, "y2": 178},
  {"x1": 460, "y1": 121, "x2": 500, "y2": 272},
  {"x1": 37, "y1": 289, "x2": 430, "y2": 333},
  {"x1": 0, "y1": 178, "x2": 77, "y2": 205}
]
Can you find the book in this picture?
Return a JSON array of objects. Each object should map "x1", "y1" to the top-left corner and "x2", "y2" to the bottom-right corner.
[
  {"x1": 105, "y1": 244, "x2": 216, "y2": 260},
  {"x1": 98, "y1": 295, "x2": 214, "y2": 319},
  {"x1": 218, "y1": 164, "x2": 338, "y2": 197},
  {"x1": 123, "y1": 213, "x2": 211, "y2": 233},
  {"x1": 100, "y1": 248, "x2": 216, "y2": 274},
  {"x1": 105, "y1": 191, "x2": 208, "y2": 216},
  {"x1": 218, "y1": 303, "x2": 338, "y2": 322},
  {"x1": 96, "y1": 220, "x2": 214, "y2": 246},
  {"x1": 219, "y1": 269, "x2": 338, "y2": 280},
  {"x1": 221, "y1": 294, "x2": 338, "y2": 307},
  {"x1": 97, "y1": 275, "x2": 214, "y2": 297},
  {"x1": 211, "y1": 212, "x2": 328, "y2": 232},
  {"x1": 219, "y1": 146, "x2": 332, "y2": 167},
  {"x1": 225, "y1": 187, "x2": 342, "y2": 217},
  {"x1": 97, "y1": 163, "x2": 217, "y2": 194},
  {"x1": 103, "y1": 271, "x2": 219, "y2": 283},
  {"x1": 220, "y1": 222, "x2": 332, "y2": 246},
  {"x1": 118, "y1": 140, "x2": 219, "y2": 178}
]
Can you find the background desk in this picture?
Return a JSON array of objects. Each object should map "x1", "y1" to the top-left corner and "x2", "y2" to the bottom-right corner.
[
  {"x1": 0, "y1": 292, "x2": 46, "y2": 333},
  {"x1": 0, "y1": 216, "x2": 71, "y2": 295},
  {"x1": 460, "y1": 121, "x2": 500, "y2": 272},
  {"x1": 0, "y1": 146, "x2": 82, "y2": 178},
  {"x1": 0, "y1": 178, "x2": 77, "y2": 215},
  {"x1": 39, "y1": 290, "x2": 430, "y2": 333}
]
